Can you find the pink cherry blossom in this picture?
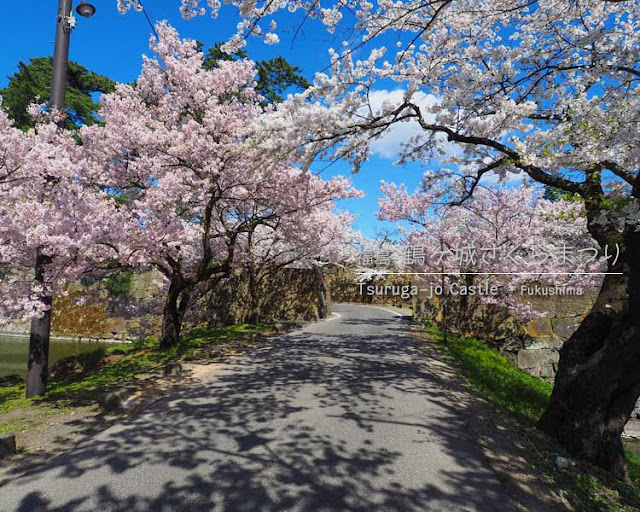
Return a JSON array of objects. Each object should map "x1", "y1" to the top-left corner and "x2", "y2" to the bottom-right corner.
[{"x1": 81, "y1": 23, "x2": 361, "y2": 346}]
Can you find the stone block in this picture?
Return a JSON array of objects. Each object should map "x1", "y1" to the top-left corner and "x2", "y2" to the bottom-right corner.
[
  {"x1": 101, "y1": 391, "x2": 123, "y2": 412},
  {"x1": 104, "y1": 316, "x2": 128, "y2": 336},
  {"x1": 524, "y1": 338, "x2": 564, "y2": 351},
  {"x1": 539, "y1": 364, "x2": 556, "y2": 379},
  {"x1": 517, "y1": 348, "x2": 559, "y2": 370},
  {"x1": 551, "y1": 317, "x2": 581, "y2": 341},
  {"x1": 0, "y1": 434, "x2": 16, "y2": 458},
  {"x1": 523, "y1": 318, "x2": 554, "y2": 339},
  {"x1": 518, "y1": 290, "x2": 599, "y2": 317},
  {"x1": 101, "y1": 386, "x2": 137, "y2": 412},
  {"x1": 163, "y1": 362, "x2": 183, "y2": 377}
]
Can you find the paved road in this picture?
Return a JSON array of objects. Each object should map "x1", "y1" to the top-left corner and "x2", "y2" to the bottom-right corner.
[{"x1": 0, "y1": 305, "x2": 516, "y2": 512}]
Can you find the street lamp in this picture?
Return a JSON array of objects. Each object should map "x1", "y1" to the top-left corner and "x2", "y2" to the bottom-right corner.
[
  {"x1": 76, "y1": 2, "x2": 96, "y2": 18},
  {"x1": 50, "y1": 0, "x2": 96, "y2": 111}
]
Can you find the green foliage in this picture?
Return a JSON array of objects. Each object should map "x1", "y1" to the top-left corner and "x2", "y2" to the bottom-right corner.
[
  {"x1": 0, "y1": 57, "x2": 115, "y2": 130},
  {"x1": 0, "y1": 385, "x2": 27, "y2": 415},
  {"x1": 200, "y1": 41, "x2": 248, "y2": 67},
  {"x1": 599, "y1": 196, "x2": 640, "y2": 221},
  {"x1": 110, "y1": 192, "x2": 132, "y2": 206},
  {"x1": 199, "y1": 41, "x2": 310, "y2": 104},
  {"x1": 103, "y1": 269, "x2": 134, "y2": 297},
  {"x1": 627, "y1": 448, "x2": 640, "y2": 488},
  {"x1": 425, "y1": 325, "x2": 552, "y2": 423},
  {"x1": 542, "y1": 185, "x2": 582, "y2": 202},
  {"x1": 255, "y1": 57, "x2": 311, "y2": 104}
]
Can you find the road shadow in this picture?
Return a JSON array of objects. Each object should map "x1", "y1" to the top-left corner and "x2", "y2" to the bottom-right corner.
[{"x1": 0, "y1": 305, "x2": 542, "y2": 511}]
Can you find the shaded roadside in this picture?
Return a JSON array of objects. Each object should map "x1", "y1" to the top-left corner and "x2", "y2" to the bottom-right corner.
[
  {"x1": 412, "y1": 324, "x2": 640, "y2": 511},
  {"x1": 0, "y1": 322, "x2": 292, "y2": 484},
  {"x1": 0, "y1": 304, "x2": 516, "y2": 511}
]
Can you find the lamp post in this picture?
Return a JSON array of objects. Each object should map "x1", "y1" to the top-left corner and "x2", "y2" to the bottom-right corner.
[
  {"x1": 50, "y1": 0, "x2": 96, "y2": 111},
  {"x1": 25, "y1": 0, "x2": 96, "y2": 398}
]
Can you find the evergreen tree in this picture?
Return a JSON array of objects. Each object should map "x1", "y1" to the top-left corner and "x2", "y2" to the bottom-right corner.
[
  {"x1": 198, "y1": 42, "x2": 310, "y2": 104},
  {"x1": 0, "y1": 57, "x2": 115, "y2": 130}
]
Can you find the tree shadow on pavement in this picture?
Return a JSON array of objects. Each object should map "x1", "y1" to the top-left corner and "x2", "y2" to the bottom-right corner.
[{"x1": 0, "y1": 305, "x2": 559, "y2": 511}]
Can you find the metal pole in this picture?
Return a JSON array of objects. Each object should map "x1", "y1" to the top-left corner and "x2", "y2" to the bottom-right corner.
[{"x1": 51, "y1": 0, "x2": 73, "y2": 111}]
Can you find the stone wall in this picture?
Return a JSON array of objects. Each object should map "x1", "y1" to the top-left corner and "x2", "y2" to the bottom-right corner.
[
  {"x1": 1, "y1": 267, "x2": 330, "y2": 341},
  {"x1": 514, "y1": 292, "x2": 597, "y2": 379},
  {"x1": 187, "y1": 267, "x2": 332, "y2": 326},
  {"x1": 1, "y1": 269, "x2": 164, "y2": 341},
  {"x1": 330, "y1": 268, "x2": 415, "y2": 307},
  {"x1": 412, "y1": 280, "x2": 601, "y2": 381}
]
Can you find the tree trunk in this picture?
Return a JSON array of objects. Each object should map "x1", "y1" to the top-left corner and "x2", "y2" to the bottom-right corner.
[
  {"x1": 538, "y1": 231, "x2": 640, "y2": 480},
  {"x1": 160, "y1": 278, "x2": 191, "y2": 349},
  {"x1": 316, "y1": 267, "x2": 331, "y2": 319},
  {"x1": 26, "y1": 249, "x2": 52, "y2": 398}
]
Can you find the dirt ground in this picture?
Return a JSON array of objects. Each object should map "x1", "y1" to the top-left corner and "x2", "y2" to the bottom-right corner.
[{"x1": 0, "y1": 362, "x2": 223, "y2": 486}]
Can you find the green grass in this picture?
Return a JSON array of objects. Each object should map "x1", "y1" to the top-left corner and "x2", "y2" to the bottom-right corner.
[
  {"x1": 177, "y1": 323, "x2": 274, "y2": 357},
  {"x1": 424, "y1": 325, "x2": 552, "y2": 423},
  {"x1": 627, "y1": 450, "x2": 640, "y2": 487},
  {"x1": 44, "y1": 323, "x2": 275, "y2": 401},
  {"x1": 0, "y1": 337, "x2": 167, "y2": 419},
  {"x1": 424, "y1": 324, "x2": 640, "y2": 510},
  {"x1": 47, "y1": 350, "x2": 170, "y2": 402},
  {"x1": 0, "y1": 323, "x2": 274, "y2": 429},
  {"x1": 0, "y1": 385, "x2": 29, "y2": 414}
]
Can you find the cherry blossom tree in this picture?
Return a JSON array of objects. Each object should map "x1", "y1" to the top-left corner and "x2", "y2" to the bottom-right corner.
[
  {"x1": 0, "y1": 107, "x2": 129, "y2": 397},
  {"x1": 120, "y1": 0, "x2": 640, "y2": 478},
  {"x1": 82, "y1": 23, "x2": 359, "y2": 348},
  {"x1": 236, "y1": 202, "x2": 354, "y2": 322},
  {"x1": 379, "y1": 182, "x2": 602, "y2": 317}
]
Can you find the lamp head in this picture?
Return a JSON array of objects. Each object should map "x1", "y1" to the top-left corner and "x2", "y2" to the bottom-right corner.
[{"x1": 76, "y1": 1, "x2": 96, "y2": 18}]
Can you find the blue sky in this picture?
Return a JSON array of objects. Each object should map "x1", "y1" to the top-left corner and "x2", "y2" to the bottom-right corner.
[{"x1": 0, "y1": 0, "x2": 429, "y2": 238}]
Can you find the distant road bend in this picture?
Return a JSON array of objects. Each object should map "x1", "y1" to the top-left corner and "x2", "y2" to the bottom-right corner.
[{"x1": 0, "y1": 304, "x2": 516, "y2": 512}]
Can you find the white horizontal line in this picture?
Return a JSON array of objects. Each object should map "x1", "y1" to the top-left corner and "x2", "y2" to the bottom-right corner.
[
  {"x1": 371, "y1": 306, "x2": 403, "y2": 317},
  {"x1": 355, "y1": 272, "x2": 623, "y2": 276}
]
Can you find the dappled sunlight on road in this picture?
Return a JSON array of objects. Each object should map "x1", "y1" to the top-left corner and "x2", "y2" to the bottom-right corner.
[{"x1": 0, "y1": 305, "x2": 518, "y2": 512}]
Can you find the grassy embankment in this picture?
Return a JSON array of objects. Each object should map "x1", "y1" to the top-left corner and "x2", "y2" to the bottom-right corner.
[
  {"x1": 424, "y1": 325, "x2": 640, "y2": 512},
  {"x1": 0, "y1": 323, "x2": 275, "y2": 436}
]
